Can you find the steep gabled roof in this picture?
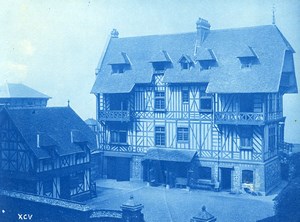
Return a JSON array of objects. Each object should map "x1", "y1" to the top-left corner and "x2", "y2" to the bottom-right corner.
[
  {"x1": 91, "y1": 24, "x2": 296, "y2": 94},
  {"x1": 2, "y1": 107, "x2": 97, "y2": 159},
  {"x1": 0, "y1": 83, "x2": 50, "y2": 99}
]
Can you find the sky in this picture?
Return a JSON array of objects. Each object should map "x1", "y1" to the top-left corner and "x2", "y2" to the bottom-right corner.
[{"x1": 1, "y1": 0, "x2": 300, "y2": 143}]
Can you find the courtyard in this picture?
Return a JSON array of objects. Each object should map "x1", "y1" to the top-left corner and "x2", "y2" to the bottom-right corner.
[{"x1": 85, "y1": 179, "x2": 281, "y2": 222}]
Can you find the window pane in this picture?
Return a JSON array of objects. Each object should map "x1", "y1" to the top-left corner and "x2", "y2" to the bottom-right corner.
[
  {"x1": 155, "y1": 127, "x2": 165, "y2": 146},
  {"x1": 182, "y1": 90, "x2": 189, "y2": 103},
  {"x1": 177, "y1": 127, "x2": 189, "y2": 142},
  {"x1": 155, "y1": 92, "x2": 165, "y2": 110},
  {"x1": 242, "y1": 170, "x2": 253, "y2": 183}
]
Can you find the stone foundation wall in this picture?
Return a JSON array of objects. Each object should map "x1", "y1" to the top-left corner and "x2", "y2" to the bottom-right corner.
[
  {"x1": 264, "y1": 158, "x2": 281, "y2": 194},
  {"x1": 131, "y1": 156, "x2": 143, "y2": 180}
]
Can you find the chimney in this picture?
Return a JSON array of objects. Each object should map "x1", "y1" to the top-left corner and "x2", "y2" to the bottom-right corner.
[
  {"x1": 196, "y1": 18, "x2": 211, "y2": 46},
  {"x1": 111, "y1": 28, "x2": 119, "y2": 38}
]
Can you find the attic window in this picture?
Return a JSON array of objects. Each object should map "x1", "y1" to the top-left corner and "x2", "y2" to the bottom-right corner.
[
  {"x1": 178, "y1": 55, "x2": 194, "y2": 70},
  {"x1": 150, "y1": 50, "x2": 173, "y2": 73},
  {"x1": 199, "y1": 60, "x2": 215, "y2": 70},
  {"x1": 195, "y1": 49, "x2": 217, "y2": 71},
  {"x1": 237, "y1": 46, "x2": 259, "y2": 69},
  {"x1": 109, "y1": 52, "x2": 131, "y2": 74},
  {"x1": 111, "y1": 64, "x2": 126, "y2": 73},
  {"x1": 239, "y1": 58, "x2": 257, "y2": 69},
  {"x1": 152, "y1": 62, "x2": 167, "y2": 72}
]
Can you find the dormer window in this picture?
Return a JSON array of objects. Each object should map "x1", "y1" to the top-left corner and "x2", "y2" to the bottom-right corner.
[
  {"x1": 178, "y1": 55, "x2": 194, "y2": 70},
  {"x1": 237, "y1": 46, "x2": 259, "y2": 69},
  {"x1": 150, "y1": 50, "x2": 173, "y2": 73},
  {"x1": 111, "y1": 64, "x2": 125, "y2": 73},
  {"x1": 195, "y1": 48, "x2": 217, "y2": 71},
  {"x1": 109, "y1": 52, "x2": 131, "y2": 74},
  {"x1": 152, "y1": 62, "x2": 167, "y2": 72}
]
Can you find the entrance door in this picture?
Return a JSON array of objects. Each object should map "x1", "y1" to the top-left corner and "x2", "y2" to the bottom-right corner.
[
  {"x1": 106, "y1": 157, "x2": 130, "y2": 181},
  {"x1": 116, "y1": 158, "x2": 130, "y2": 181},
  {"x1": 60, "y1": 176, "x2": 70, "y2": 199},
  {"x1": 220, "y1": 168, "x2": 232, "y2": 190}
]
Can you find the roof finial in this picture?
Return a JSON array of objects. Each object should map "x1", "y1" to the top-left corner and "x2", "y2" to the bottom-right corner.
[
  {"x1": 67, "y1": 99, "x2": 70, "y2": 107},
  {"x1": 111, "y1": 29, "x2": 119, "y2": 38},
  {"x1": 272, "y1": 4, "x2": 276, "y2": 25}
]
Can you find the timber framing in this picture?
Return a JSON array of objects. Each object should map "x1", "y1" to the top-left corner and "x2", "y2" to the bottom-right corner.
[{"x1": 92, "y1": 18, "x2": 297, "y2": 194}]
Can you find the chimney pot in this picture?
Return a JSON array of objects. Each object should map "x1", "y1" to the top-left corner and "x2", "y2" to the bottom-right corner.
[{"x1": 111, "y1": 29, "x2": 119, "y2": 38}]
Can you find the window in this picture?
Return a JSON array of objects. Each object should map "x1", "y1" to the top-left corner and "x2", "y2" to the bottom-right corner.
[
  {"x1": 155, "y1": 126, "x2": 165, "y2": 146},
  {"x1": 239, "y1": 57, "x2": 258, "y2": 69},
  {"x1": 200, "y1": 89, "x2": 212, "y2": 112},
  {"x1": 154, "y1": 91, "x2": 165, "y2": 110},
  {"x1": 242, "y1": 170, "x2": 253, "y2": 184},
  {"x1": 253, "y1": 95, "x2": 263, "y2": 113},
  {"x1": 43, "y1": 180, "x2": 53, "y2": 196},
  {"x1": 240, "y1": 137, "x2": 253, "y2": 148},
  {"x1": 239, "y1": 127, "x2": 253, "y2": 149},
  {"x1": 177, "y1": 127, "x2": 189, "y2": 142},
  {"x1": 181, "y1": 62, "x2": 189, "y2": 70},
  {"x1": 198, "y1": 167, "x2": 211, "y2": 180},
  {"x1": 111, "y1": 64, "x2": 126, "y2": 73},
  {"x1": 199, "y1": 60, "x2": 214, "y2": 70},
  {"x1": 268, "y1": 127, "x2": 276, "y2": 152},
  {"x1": 152, "y1": 62, "x2": 166, "y2": 72},
  {"x1": 110, "y1": 130, "x2": 127, "y2": 144},
  {"x1": 182, "y1": 89, "x2": 189, "y2": 103}
]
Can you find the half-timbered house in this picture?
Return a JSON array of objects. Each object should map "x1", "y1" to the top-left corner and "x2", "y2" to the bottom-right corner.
[
  {"x1": 0, "y1": 83, "x2": 50, "y2": 108},
  {"x1": 91, "y1": 18, "x2": 298, "y2": 194},
  {"x1": 0, "y1": 107, "x2": 97, "y2": 200}
]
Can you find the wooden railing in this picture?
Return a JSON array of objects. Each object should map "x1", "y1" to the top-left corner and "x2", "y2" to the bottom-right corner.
[
  {"x1": 278, "y1": 142, "x2": 293, "y2": 154},
  {"x1": 215, "y1": 112, "x2": 264, "y2": 125},
  {"x1": 98, "y1": 110, "x2": 130, "y2": 122},
  {"x1": 215, "y1": 112, "x2": 283, "y2": 125}
]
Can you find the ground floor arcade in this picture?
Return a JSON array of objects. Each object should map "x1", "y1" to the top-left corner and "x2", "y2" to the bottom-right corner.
[{"x1": 99, "y1": 150, "x2": 281, "y2": 195}]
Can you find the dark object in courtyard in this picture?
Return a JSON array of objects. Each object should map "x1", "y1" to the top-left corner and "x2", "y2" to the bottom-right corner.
[{"x1": 190, "y1": 205, "x2": 217, "y2": 222}]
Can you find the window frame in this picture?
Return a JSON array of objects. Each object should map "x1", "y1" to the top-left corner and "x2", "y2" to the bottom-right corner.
[
  {"x1": 177, "y1": 127, "x2": 189, "y2": 143},
  {"x1": 199, "y1": 89, "x2": 212, "y2": 113},
  {"x1": 182, "y1": 89, "x2": 189, "y2": 103},
  {"x1": 239, "y1": 127, "x2": 253, "y2": 150},
  {"x1": 155, "y1": 126, "x2": 166, "y2": 146},
  {"x1": 154, "y1": 91, "x2": 166, "y2": 111},
  {"x1": 110, "y1": 130, "x2": 127, "y2": 144},
  {"x1": 242, "y1": 170, "x2": 254, "y2": 184}
]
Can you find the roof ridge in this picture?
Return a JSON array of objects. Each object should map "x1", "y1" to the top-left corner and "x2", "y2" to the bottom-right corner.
[
  {"x1": 211, "y1": 24, "x2": 274, "y2": 32},
  {"x1": 115, "y1": 24, "x2": 274, "y2": 40}
]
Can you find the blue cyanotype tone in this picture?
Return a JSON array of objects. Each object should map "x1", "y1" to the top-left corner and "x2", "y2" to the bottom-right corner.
[{"x1": 1, "y1": 1, "x2": 300, "y2": 222}]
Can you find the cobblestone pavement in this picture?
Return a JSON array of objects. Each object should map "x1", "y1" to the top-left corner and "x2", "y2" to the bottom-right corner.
[{"x1": 85, "y1": 179, "x2": 280, "y2": 222}]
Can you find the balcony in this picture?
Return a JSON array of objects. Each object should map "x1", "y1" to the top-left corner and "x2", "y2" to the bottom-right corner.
[
  {"x1": 214, "y1": 112, "x2": 283, "y2": 125},
  {"x1": 98, "y1": 110, "x2": 130, "y2": 122}
]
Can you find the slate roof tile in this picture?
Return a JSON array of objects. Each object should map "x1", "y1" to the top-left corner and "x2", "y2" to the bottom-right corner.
[
  {"x1": 0, "y1": 83, "x2": 50, "y2": 99},
  {"x1": 3, "y1": 107, "x2": 97, "y2": 159},
  {"x1": 91, "y1": 25, "x2": 295, "y2": 94}
]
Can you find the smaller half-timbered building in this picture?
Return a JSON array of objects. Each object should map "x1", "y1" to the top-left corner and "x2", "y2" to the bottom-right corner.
[{"x1": 0, "y1": 107, "x2": 97, "y2": 200}]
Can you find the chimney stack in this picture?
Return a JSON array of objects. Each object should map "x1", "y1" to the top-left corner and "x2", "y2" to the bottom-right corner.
[{"x1": 196, "y1": 18, "x2": 211, "y2": 46}]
